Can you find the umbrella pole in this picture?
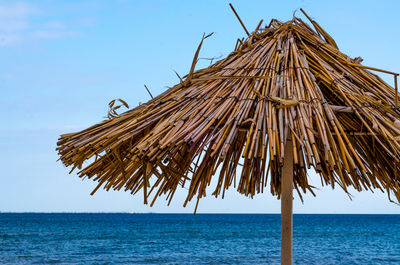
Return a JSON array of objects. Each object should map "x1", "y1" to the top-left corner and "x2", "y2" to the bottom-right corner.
[{"x1": 281, "y1": 138, "x2": 293, "y2": 265}]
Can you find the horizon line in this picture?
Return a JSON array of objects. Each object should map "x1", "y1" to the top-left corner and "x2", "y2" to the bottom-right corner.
[{"x1": 1, "y1": 212, "x2": 399, "y2": 215}]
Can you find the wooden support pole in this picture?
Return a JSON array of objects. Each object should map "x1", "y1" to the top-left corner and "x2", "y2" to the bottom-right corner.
[
  {"x1": 281, "y1": 138, "x2": 293, "y2": 265},
  {"x1": 395, "y1": 75, "x2": 398, "y2": 109}
]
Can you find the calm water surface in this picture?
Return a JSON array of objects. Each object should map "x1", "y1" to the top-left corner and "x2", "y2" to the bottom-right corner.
[{"x1": 0, "y1": 213, "x2": 399, "y2": 264}]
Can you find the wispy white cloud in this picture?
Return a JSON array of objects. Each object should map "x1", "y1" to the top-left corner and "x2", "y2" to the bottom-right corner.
[
  {"x1": 31, "y1": 30, "x2": 80, "y2": 40},
  {"x1": 40, "y1": 21, "x2": 65, "y2": 30},
  {"x1": 0, "y1": 33, "x2": 22, "y2": 45},
  {"x1": 0, "y1": 2, "x2": 92, "y2": 46},
  {"x1": 0, "y1": 2, "x2": 34, "y2": 44},
  {"x1": 0, "y1": 2, "x2": 36, "y2": 19},
  {"x1": 0, "y1": 19, "x2": 29, "y2": 32}
]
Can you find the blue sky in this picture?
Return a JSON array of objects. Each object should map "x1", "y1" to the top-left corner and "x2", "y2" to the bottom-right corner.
[{"x1": 1, "y1": 0, "x2": 399, "y2": 213}]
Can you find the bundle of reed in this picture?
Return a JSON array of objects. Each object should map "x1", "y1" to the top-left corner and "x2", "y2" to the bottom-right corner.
[{"x1": 57, "y1": 10, "x2": 400, "y2": 211}]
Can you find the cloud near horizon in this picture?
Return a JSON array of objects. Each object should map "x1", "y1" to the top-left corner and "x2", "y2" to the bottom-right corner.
[{"x1": 0, "y1": 2, "x2": 92, "y2": 46}]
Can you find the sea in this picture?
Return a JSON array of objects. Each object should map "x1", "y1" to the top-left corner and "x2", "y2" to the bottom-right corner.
[{"x1": 0, "y1": 213, "x2": 399, "y2": 264}]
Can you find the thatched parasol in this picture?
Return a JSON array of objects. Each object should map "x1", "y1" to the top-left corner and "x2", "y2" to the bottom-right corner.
[{"x1": 57, "y1": 5, "x2": 400, "y2": 264}]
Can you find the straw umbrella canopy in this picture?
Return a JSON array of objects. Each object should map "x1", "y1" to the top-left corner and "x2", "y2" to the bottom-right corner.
[{"x1": 57, "y1": 7, "x2": 400, "y2": 265}]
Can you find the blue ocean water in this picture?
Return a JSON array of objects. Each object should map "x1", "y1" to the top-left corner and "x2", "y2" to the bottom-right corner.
[{"x1": 0, "y1": 213, "x2": 399, "y2": 264}]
